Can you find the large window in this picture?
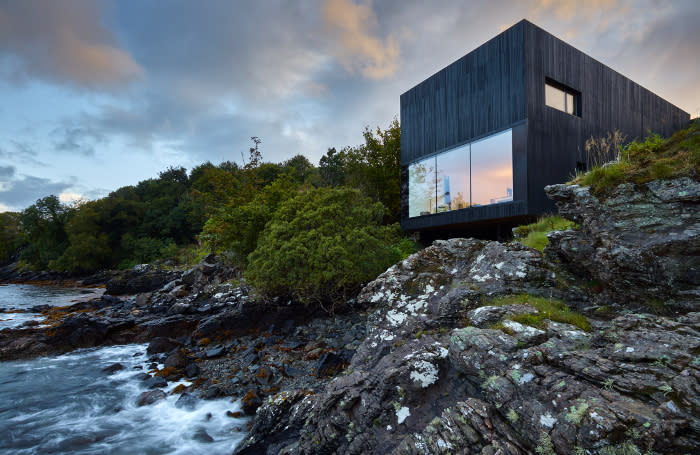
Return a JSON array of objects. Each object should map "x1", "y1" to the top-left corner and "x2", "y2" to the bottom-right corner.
[
  {"x1": 408, "y1": 128, "x2": 513, "y2": 217},
  {"x1": 437, "y1": 144, "x2": 470, "y2": 212},
  {"x1": 408, "y1": 157, "x2": 436, "y2": 217},
  {"x1": 545, "y1": 80, "x2": 580, "y2": 116},
  {"x1": 471, "y1": 129, "x2": 513, "y2": 206}
]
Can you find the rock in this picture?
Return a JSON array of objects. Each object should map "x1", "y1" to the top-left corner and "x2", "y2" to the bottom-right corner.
[
  {"x1": 164, "y1": 350, "x2": 188, "y2": 369},
  {"x1": 144, "y1": 376, "x2": 167, "y2": 389},
  {"x1": 106, "y1": 268, "x2": 179, "y2": 295},
  {"x1": 205, "y1": 346, "x2": 225, "y2": 358},
  {"x1": 102, "y1": 363, "x2": 124, "y2": 374},
  {"x1": 137, "y1": 389, "x2": 166, "y2": 406},
  {"x1": 134, "y1": 293, "x2": 151, "y2": 307},
  {"x1": 192, "y1": 428, "x2": 214, "y2": 443},
  {"x1": 315, "y1": 351, "x2": 348, "y2": 378},
  {"x1": 175, "y1": 392, "x2": 198, "y2": 410},
  {"x1": 241, "y1": 389, "x2": 262, "y2": 415},
  {"x1": 545, "y1": 179, "x2": 700, "y2": 311},
  {"x1": 167, "y1": 301, "x2": 190, "y2": 315},
  {"x1": 184, "y1": 363, "x2": 200, "y2": 378},
  {"x1": 146, "y1": 337, "x2": 183, "y2": 355}
]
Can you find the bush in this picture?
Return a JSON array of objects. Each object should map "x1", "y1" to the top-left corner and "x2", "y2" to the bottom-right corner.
[
  {"x1": 571, "y1": 120, "x2": 700, "y2": 196},
  {"x1": 245, "y1": 187, "x2": 406, "y2": 311}
]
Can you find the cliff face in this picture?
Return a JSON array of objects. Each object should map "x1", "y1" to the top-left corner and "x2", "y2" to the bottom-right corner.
[
  {"x1": 236, "y1": 177, "x2": 699, "y2": 455},
  {"x1": 545, "y1": 178, "x2": 700, "y2": 312}
]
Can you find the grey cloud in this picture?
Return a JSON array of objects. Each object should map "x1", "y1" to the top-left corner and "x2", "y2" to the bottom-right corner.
[
  {"x1": 51, "y1": 125, "x2": 107, "y2": 156},
  {"x1": 0, "y1": 165, "x2": 15, "y2": 179},
  {"x1": 0, "y1": 174, "x2": 73, "y2": 210}
]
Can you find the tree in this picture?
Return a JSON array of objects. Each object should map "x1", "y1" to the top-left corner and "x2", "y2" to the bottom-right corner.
[
  {"x1": 200, "y1": 175, "x2": 299, "y2": 261},
  {"x1": 0, "y1": 212, "x2": 21, "y2": 264},
  {"x1": 18, "y1": 195, "x2": 74, "y2": 269},
  {"x1": 245, "y1": 187, "x2": 405, "y2": 311}
]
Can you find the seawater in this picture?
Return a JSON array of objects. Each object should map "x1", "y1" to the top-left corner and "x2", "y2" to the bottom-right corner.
[
  {"x1": 0, "y1": 285, "x2": 248, "y2": 454},
  {"x1": 0, "y1": 283, "x2": 104, "y2": 330}
]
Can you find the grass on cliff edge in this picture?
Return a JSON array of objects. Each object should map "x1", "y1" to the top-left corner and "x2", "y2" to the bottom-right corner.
[
  {"x1": 513, "y1": 215, "x2": 579, "y2": 251},
  {"x1": 486, "y1": 293, "x2": 591, "y2": 332},
  {"x1": 570, "y1": 119, "x2": 700, "y2": 197}
]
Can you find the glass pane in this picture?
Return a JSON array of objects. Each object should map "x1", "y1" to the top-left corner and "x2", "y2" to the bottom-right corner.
[
  {"x1": 408, "y1": 157, "x2": 436, "y2": 217},
  {"x1": 470, "y1": 129, "x2": 513, "y2": 206},
  {"x1": 545, "y1": 83, "x2": 566, "y2": 111},
  {"x1": 566, "y1": 93, "x2": 575, "y2": 114},
  {"x1": 436, "y1": 144, "x2": 470, "y2": 212}
]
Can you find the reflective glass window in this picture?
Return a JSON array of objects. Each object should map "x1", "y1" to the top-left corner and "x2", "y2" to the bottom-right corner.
[
  {"x1": 436, "y1": 144, "x2": 470, "y2": 212},
  {"x1": 545, "y1": 83, "x2": 566, "y2": 111},
  {"x1": 408, "y1": 157, "x2": 436, "y2": 217},
  {"x1": 470, "y1": 129, "x2": 513, "y2": 206}
]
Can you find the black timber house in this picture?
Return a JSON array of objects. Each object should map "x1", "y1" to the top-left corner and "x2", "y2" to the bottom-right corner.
[{"x1": 400, "y1": 19, "x2": 690, "y2": 238}]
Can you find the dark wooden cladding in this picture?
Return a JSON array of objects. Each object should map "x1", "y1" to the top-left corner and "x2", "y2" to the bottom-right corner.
[
  {"x1": 400, "y1": 22, "x2": 527, "y2": 164},
  {"x1": 401, "y1": 19, "x2": 691, "y2": 233},
  {"x1": 522, "y1": 21, "x2": 690, "y2": 214}
]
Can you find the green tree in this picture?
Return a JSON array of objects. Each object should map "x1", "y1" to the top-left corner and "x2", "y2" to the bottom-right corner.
[
  {"x1": 245, "y1": 187, "x2": 405, "y2": 311},
  {"x1": 18, "y1": 195, "x2": 74, "y2": 269},
  {"x1": 200, "y1": 175, "x2": 299, "y2": 261},
  {"x1": 50, "y1": 201, "x2": 111, "y2": 273},
  {"x1": 0, "y1": 212, "x2": 22, "y2": 264}
]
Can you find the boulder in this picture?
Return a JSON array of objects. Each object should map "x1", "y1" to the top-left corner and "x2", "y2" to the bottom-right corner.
[{"x1": 137, "y1": 389, "x2": 166, "y2": 406}]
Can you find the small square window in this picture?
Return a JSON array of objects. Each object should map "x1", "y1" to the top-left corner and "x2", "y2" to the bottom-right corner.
[{"x1": 545, "y1": 79, "x2": 580, "y2": 116}]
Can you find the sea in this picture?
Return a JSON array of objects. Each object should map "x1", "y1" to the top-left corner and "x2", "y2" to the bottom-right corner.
[{"x1": 0, "y1": 284, "x2": 248, "y2": 455}]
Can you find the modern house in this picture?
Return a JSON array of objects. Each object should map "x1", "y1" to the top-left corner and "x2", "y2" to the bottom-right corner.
[{"x1": 400, "y1": 19, "x2": 689, "y2": 238}]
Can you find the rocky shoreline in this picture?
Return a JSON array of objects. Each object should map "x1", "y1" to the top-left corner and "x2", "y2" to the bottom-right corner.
[{"x1": 1, "y1": 177, "x2": 698, "y2": 454}]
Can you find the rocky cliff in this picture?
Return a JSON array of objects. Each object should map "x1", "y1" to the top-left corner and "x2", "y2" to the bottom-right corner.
[{"x1": 235, "y1": 176, "x2": 699, "y2": 455}]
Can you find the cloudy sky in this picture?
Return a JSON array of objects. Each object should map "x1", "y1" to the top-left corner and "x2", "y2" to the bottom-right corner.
[{"x1": 0, "y1": 0, "x2": 698, "y2": 212}]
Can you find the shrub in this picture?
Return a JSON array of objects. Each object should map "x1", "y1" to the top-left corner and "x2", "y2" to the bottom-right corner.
[
  {"x1": 245, "y1": 187, "x2": 407, "y2": 311},
  {"x1": 571, "y1": 120, "x2": 700, "y2": 197}
]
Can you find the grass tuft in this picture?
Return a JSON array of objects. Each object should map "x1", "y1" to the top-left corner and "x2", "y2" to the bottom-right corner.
[
  {"x1": 513, "y1": 216, "x2": 579, "y2": 251},
  {"x1": 486, "y1": 293, "x2": 591, "y2": 332}
]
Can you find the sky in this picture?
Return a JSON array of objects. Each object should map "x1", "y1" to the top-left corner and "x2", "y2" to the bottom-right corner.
[{"x1": 0, "y1": 0, "x2": 698, "y2": 212}]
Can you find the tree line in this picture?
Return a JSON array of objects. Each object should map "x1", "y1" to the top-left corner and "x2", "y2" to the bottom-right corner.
[{"x1": 0, "y1": 119, "x2": 412, "y2": 308}]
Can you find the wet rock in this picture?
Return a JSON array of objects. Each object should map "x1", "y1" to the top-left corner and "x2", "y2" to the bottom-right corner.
[
  {"x1": 146, "y1": 337, "x2": 183, "y2": 355},
  {"x1": 102, "y1": 363, "x2": 124, "y2": 374},
  {"x1": 241, "y1": 389, "x2": 262, "y2": 415},
  {"x1": 144, "y1": 376, "x2": 167, "y2": 389},
  {"x1": 184, "y1": 363, "x2": 200, "y2": 378},
  {"x1": 137, "y1": 389, "x2": 166, "y2": 406},
  {"x1": 164, "y1": 350, "x2": 188, "y2": 369},
  {"x1": 106, "y1": 268, "x2": 178, "y2": 295},
  {"x1": 192, "y1": 428, "x2": 214, "y2": 443},
  {"x1": 175, "y1": 392, "x2": 198, "y2": 410}
]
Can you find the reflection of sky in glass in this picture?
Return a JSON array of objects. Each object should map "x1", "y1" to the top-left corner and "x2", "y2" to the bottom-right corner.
[
  {"x1": 471, "y1": 129, "x2": 513, "y2": 206},
  {"x1": 408, "y1": 157, "x2": 436, "y2": 217},
  {"x1": 437, "y1": 144, "x2": 470, "y2": 211},
  {"x1": 408, "y1": 128, "x2": 513, "y2": 217}
]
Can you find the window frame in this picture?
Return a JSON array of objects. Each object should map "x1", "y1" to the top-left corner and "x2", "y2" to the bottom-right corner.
[{"x1": 545, "y1": 78, "x2": 581, "y2": 117}]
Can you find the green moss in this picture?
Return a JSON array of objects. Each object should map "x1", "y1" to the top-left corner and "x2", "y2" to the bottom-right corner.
[
  {"x1": 570, "y1": 120, "x2": 700, "y2": 197},
  {"x1": 565, "y1": 400, "x2": 589, "y2": 425},
  {"x1": 514, "y1": 216, "x2": 579, "y2": 251},
  {"x1": 486, "y1": 293, "x2": 591, "y2": 332}
]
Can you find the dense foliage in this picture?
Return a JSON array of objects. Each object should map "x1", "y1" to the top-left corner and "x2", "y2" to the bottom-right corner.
[
  {"x1": 0, "y1": 120, "x2": 411, "y2": 308},
  {"x1": 245, "y1": 187, "x2": 407, "y2": 310}
]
